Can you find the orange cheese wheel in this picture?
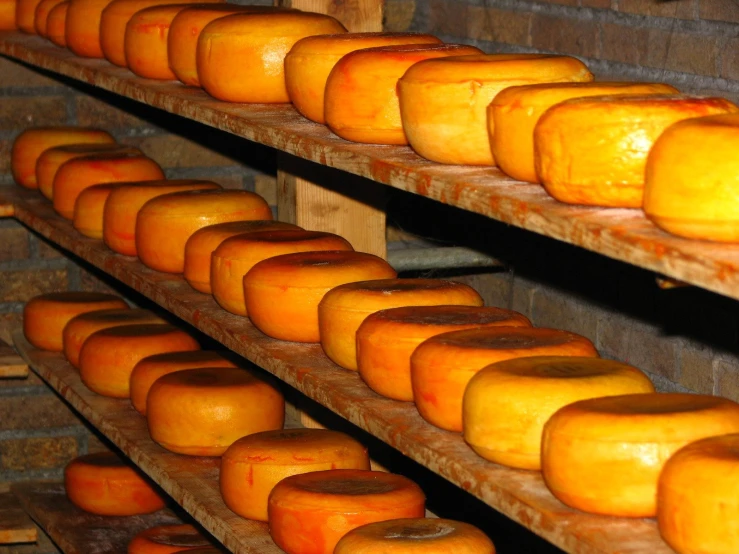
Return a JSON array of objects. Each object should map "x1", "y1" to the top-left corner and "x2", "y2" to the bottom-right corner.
[
  {"x1": 269, "y1": 469, "x2": 426, "y2": 554},
  {"x1": 79, "y1": 323, "x2": 200, "y2": 398},
  {"x1": 542, "y1": 393, "x2": 739, "y2": 517},
  {"x1": 356, "y1": 305, "x2": 531, "y2": 402},
  {"x1": 535, "y1": 95, "x2": 738, "y2": 208},
  {"x1": 490, "y1": 81, "x2": 679, "y2": 183},
  {"x1": 46, "y1": 0, "x2": 68, "y2": 46},
  {"x1": 147, "y1": 367, "x2": 285, "y2": 456},
  {"x1": 65, "y1": 0, "x2": 115, "y2": 57},
  {"x1": 334, "y1": 518, "x2": 496, "y2": 554},
  {"x1": 184, "y1": 220, "x2": 300, "y2": 294},
  {"x1": 64, "y1": 452, "x2": 165, "y2": 516},
  {"x1": 125, "y1": 4, "x2": 190, "y2": 79},
  {"x1": 129, "y1": 350, "x2": 237, "y2": 415},
  {"x1": 172, "y1": 550, "x2": 219, "y2": 554},
  {"x1": 128, "y1": 524, "x2": 210, "y2": 554},
  {"x1": 285, "y1": 32, "x2": 442, "y2": 124},
  {"x1": 53, "y1": 152, "x2": 165, "y2": 220},
  {"x1": 136, "y1": 189, "x2": 272, "y2": 274},
  {"x1": 211, "y1": 230, "x2": 352, "y2": 316},
  {"x1": 102, "y1": 179, "x2": 221, "y2": 257},
  {"x1": 244, "y1": 251, "x2": 397, "y2": 343},
  {"x1": 644, "y1": 113, "x2": 739, "y2": 242},
  {"x1": 0, "y1": 0, "x2": 16, "y2": 30},
  {"x1": 318, "y1": 279, "x2": 483, "y2": 371},
  {"x1": 221, "y1": 428, "x2": 370, "y2": 521},
  {"x1": 73, "y1": 183, "x2": 123, "y2": 239},
  {"x1": 17, "y1": 0, "x2": 43, "y2": 32},
  {"x1": 34, "y1": 0, "x2": 65, "y2": 35},
  {"x1": 62, "y1": 307, "x2": 164, "y2": 368},
  {"x1": 463, "y1": 356, "x2": 655, "y2": 470},
  {"x1": 11, "y1": 127, "x2": 115, "y2": 189},
  {"x1": 398, "y1": 54, "x2": 593, "y2": 166},
  {"x1": 197, "y1": 12, "x2": 346, "y2": 103},
  {"x1": 23, "y1": 291, "x2": 128, "y2": 351},
  {"x1": 658, "y1": 434, "x2": 739, "y2": 554},
  {"x1": 411, "y1": 327, "x2": 598, "y2": 432}
]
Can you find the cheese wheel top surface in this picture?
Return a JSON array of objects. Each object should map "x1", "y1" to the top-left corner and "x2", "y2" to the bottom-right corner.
[
  {"x1": 479, "y1": 355, "x2": 649, "y2": 382},
  {"x1": 423, "y1": 326, "x2": 596, "y2": 353},
  {"x1": 139, "y1": 189, "x2": 269, "y2": 217},
  {"x1": 88, "y1": 322, "x2": 188, "y2": 340},
  {"x1": 105, "y1": 179, "x2": 221, "y2": 208},
  {"x1": 135, "y1": 349, "x2": 235, "y2": 367},
  {"x1": 67, "y1": 451, "x2": 132, "y2": 476},
  {"x1": 186, "y1": 220, "x2": 301, "y2": 257},
  {"x1": 333, "y1": 43, "x2": 482, "y2": 69},
  {"x1": 214, "y1": 230, "x2": 352, "y2": 259},
  {"x1": 152, "y1": 366, "x2": 274, "y2": 392},
  {"x1": 664, "y1": 433, "x2": 739, "y2": 473},
  {"x1": 199, "y1": 11, "x2": 345, "y2": 36},
  {"x1": 129, "y1": 524, "x2": 210, "y2": 551},
  {"x1": 289, "y1": 32, "x2": 442, "y2": 56}
]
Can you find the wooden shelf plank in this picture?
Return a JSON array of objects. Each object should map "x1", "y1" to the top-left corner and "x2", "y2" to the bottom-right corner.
[
  {"x1": 0, "y1": 337, "x2": 28, "y2": 378},
  {"x1": 0, "y1": 491, "x2": 37, "y2": 544},
  {"x1": 5, "y1": 188, "x2": 672, "y2": 554}
]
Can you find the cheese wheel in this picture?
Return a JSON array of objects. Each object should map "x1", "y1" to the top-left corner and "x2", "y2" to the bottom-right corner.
[
  {"x1": 64, "y1": 452, "x2": 165, "y2": 516},
  {"x1": 73, "y1": 183, "x2": 123, "y2": 239},
  {"x1": 463, "y1": 356, "x2": 655, "y2": 470},
  {"x1": 128, "y1": 524, "x2": 210, "y2": 554},
  {"x1": 53, "y1": 152, "x2": 165, "y2": 220},
  {"x1": 644, "y1": 113, "x2": 739, "y2": 242},
  {"x1": 398, "y1": 54, "x2": 592, "y2": 166},
  {"x1": 184, "y1": 220, "x2": 300, "y2": 294},
  {"x1": 334, "y1": 518, "x2": 496, "y2": 554},
  {"x1": 318, "y1": 279, "x2": 483, "y2": 371},
  {"x1": 0, "y1": 0, "x2": 16, "y2": 30},
  {"x1": 65, "y1": 0, "x2": 114, "y2": 57},
  {"x1": 37, "y1": 143, "x2": 140, "y2": 200},
  {"x1": 244, "y1": 251, "x2": 397, "y2": 343},
  {"x1": 11, "y1": 127, "x2": 115, "y2": 188},
  {"x1": 269, "y1": 469, "x2": 425, "y2": 554},
  {"x1": 130, "y1": 350, "x2": 237, "y2": 415},
  {"x1": 357, "y1": 305, "x2": 531, "y2": 402},
  {"x1": 34, "y1": 0, "x2": 65, "y2": 35},
  {"x1": 196, "y1": 12, "x2": 346, "y2": 103},
  {"x1": 17, "y1": 0, "x2": 43, "y2": 32},
  {"x1": 325, "y1": 44, "x2": 482, "y2": 145},
  {"x1": 102, "y1": 179, "x2": 221, "y2": 257},
  {"x1": 63, "y1": 308, "x2": 163, "y2": 368},
  {"x1": 658, "y1": 434, "x2": 739, "y2": 554},
  {"x1": 79, "y1": 323, "x2": 200, "y2": 398},
  {"x1": 172, "y1": 550, "x2": 220, "y2": 554},
  {"x1": 285, "y1": 32, "x2": 442, "y2": 124},
  {"x1": 136, "y1": 189, "x2": 272, "y2": 274},
  {"x1": 24, "y1": 292, "x2": 128, "y2": 351},
  {"x1": 490, "y1": 82, "x2": 679, "y2": 183},
  {"x1": 221, "y1": 428, "x2": 370, "y2": 521},
  {"x1": 100, "y1": 0, "x2": 223, "y2": 67},
  {"x1": 412, "y1": 327, "x2": 598, "y2": 432},
  {"x1": 542, "y1": 393, "x2": 739, "y2": 517},
  {"x1": 46, "y1": 0, "x2": 68, "y2": 46},
  {"x1": 211, "y1": 230, "x2": 352, "y2": 316},
  {"x1": 125, "y1": 4, "x2": 190, "y2": 79},
  {"x1": 147, "y1": 367, "x2": 284, "y2": 456},
  {"x1": 535, "y1": 95, "x2": 738, "y2": 208}
]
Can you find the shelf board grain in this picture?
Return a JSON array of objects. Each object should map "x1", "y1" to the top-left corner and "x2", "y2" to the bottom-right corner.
[
  {"x1": 0, "y1": 491, "x2": 36, "y2": 544},
  {"x1": 0, "y1": 337, "x2": 28, "y2": 378}
]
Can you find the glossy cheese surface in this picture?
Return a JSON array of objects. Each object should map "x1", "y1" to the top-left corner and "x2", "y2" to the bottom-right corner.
[
  {"x1": 542, "y1": 393, "x2": 739, "y2": 517},
  {"x1": 73, "y1": 182, "x2": 122, "y2": 239},
  {"x1": 0, "y1": 0, "x2": 16, "y2": 30},
  {"x1": 65, "y1": 0, "x2": 113, "y2": 57},
  {"x1": 34, "y1": 0, "x2": 65, "y2": 35},
  {"x1": 46, "y1": 0, "x2": 67, "y2": 46},
  {"x1": 128, "y1": 524, "x2": 210, "y2": 554},
  {"x1": 124, "y1": 4, "x2": 190, "y2": 79}
]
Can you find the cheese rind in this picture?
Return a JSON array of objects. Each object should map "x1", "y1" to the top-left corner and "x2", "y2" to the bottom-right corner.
[
  {"x1": 0, "y1": 0, "x2": 16, "y2": 30},
  {"x1": 17, "y1": 0, "x2": 44, "y2": 32},
  {"x1": 34, "y1": 0, "x2": 65, "y2": 35},
  {"x1": 128, "y1": 524, "x2": 210, "y2": 554},
  {"x1": 73, "y1": 183, "x2": 122, "y2": 239},
  {"x1": 124, "y1": 4, "x2": 189, "y2": 79},
  {"x1": 46, "y1": 0, "x2": 68, "y2": 46},
  {"x1": 65, "y1": 0, "x2": 115, "y2": 57}
]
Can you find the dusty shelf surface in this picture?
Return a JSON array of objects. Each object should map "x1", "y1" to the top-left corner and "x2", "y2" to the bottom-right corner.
[{"x1": 3, "y1": 187, "x2": 674, "y2": 554}]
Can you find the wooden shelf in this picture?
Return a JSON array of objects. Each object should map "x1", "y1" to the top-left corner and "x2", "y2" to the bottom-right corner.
[
  {"x1": 0, "y1": 491, "x2": 36, "y2": 544},
  {"x1": 3, "y1": 187, "x2": 672, "y2": 554},
  {"x1": 0, "y1": 337, "x2": 28, "y2": 378}
]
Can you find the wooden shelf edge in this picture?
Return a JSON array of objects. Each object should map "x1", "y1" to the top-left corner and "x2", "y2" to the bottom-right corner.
[
  {"x1": 0, "y1": 490, "x2": 37, "y2": 544},
  {"x1": 0, "y1": 337, "x2": 29, "y2": 378}
]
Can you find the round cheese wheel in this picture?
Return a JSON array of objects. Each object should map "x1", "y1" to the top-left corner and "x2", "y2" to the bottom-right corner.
[
  {"x1": 130, "y1": 350, "x2": 237, "y2": 415},
  {"x1": 244, "y1": 251, "x2": 397, "y2": 343},
  {"x1": 412, "y1": 327, "x2": 598, "y2": 432},
  {"x1": 79, "y1": 323, "x2": 200, "y2": 398},
  {"x1": 73, "y1": 182, "x2": 123, "y2": 239},
  {"x1": 53, "y1": 152, "x2": 165, "y2": 220},
  {"x1": 221, "y1": 428, "x2": 370, "y2": 521},
  {"x1": 17, "y1": 0, "x2": 43, "y2": 32},
  {"x1": 24, "y1": 291, "x2": 128, "y2": 351},
  {"x1": 399, "y1": 54, "x2": 592, "y2": 166},
  {"x1": 196, "y1": 12, "x2": 346, "y2": 103},
  {"x1": 34, "y1": 0, "x2": 65, "y2": 35},
  {"x1": 325, "y1": 43, "x2": 482, "y2": 145},
  {"x1": 357, "y1": 305, "x2": 531, "y2": 402},
  {"x1": 285, "y1": 32, "x2": 442, "y2": 124},
  {"x1": 269, "y1": 469, "x2": 425, "y2": 554},
  {"x1": 64, "y1": 452, "x2": 165, "y2": 516},
  {"x1": 136, "y1": 189, "x2": 272, "y2": 274},
  {"x1": 490, "y1": 81, "x2": 678, "y2": 183},
  {"x1": 46, "y1": 0, "x2": 68, "y2": 46},
  {"x1": 184, "y1": 220, "x2": 300, "y2": 294},
  {"x1": 63, "y1": 307, "x2": 164, "y2": 368},
  {"x1": 658, "y1": 433, "x2": 739, "y2": 554},
  {"x1": 100, "y1": 0, "x2": 223, "y2": 67},
  {"x1": 171, "y1": 550, "x2": 220, "y2": 554},
  {"x1": 65, "y1": 0, "x2": 115, "y2": 57},
  {"x1": 644, "y1": 113, "x2": 739, "y2": 242},
  {"x1": 128, "y1": 524, "x2": 210, "y2": 554},
  {"x1": 318, "y1": 279, "x2": 483, "y2": 371},
  {"x1": 11, "y1": 127, "x2": 115, "y2": 189},
  {"x1": 541, "y1": 393, "x2": 739, "y2": 517},
  {"x1": 463, "y1": 356, "x2": 655, "y2": 470},
  {"x1": 125, "y1": 4, "x2": 190, "y2": 79},
  {"x1": 147, "y1": 367, "x2": 284, "y2": 456},
  {"x1": 335, "y1": 518, "x2": 496, "y2": 554},
  {"x1": 535, "y1": 95, "x2": 738, "y2": 208},
  {"x1": 211, "y1": 230, "x2": 352, "y2": 316},
  {"x1": 0, "y1": 0, "x2": 16, "y2": 30},
  {"x1": 102, "y1": 179, "x2": 221, "y2": 257}
]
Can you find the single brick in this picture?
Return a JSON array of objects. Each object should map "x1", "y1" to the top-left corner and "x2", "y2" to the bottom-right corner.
[
  {"x1": 0, "y1": 269, "x2": 67, "y2": 302},
  {"x1": 678, "y1": 341, "x2": 715, "y2": 395},
  {"x1": 75, "y1": 95, "x2": 149, "y2": 129},
  {"x1": 600, "y1": 22, "x2": 649, "y2": 65},
  {"x1": 530, "y1": 14, "x2": 599, "y2": 58},
  {"x1": 618, "y1": 0, "x2": 696, "y2": 18},
  {"x1": 428, "y1": 0, "x2": 468, "y2": 37},
  {"x1": 530, "y1": 287, "x2": 598, "y2": 341},
  {"x1": 0, "y1": 97, "x2": 68, "y2": 131},
  {"x1": 716, "y1": 358, "x2": 739, "y2": 402},
  {"x1": 0, "y1": 223, "x2": 30, "y2": 262},
  {"x1": 467, "y1": 6, "x2": 531, "y2": 46},
  {"x1": 645, "y1": 28, "x2": 721, "y2": 77},
  {"x1": 721, "y1": 37, "x2": 739, "y2": 80},
  {"x1": 121, "y1": 134, "x2": 235, "y2": 169},
  {"x1": 700, "y1": 0, "x2": 739, "y2": 23},
  {"x1": 0, "y1": 435, "x2": 79, "y2": 471},
  {"x1": 0, "y1": 395, "x2": 81, "y2": 431},
  {"x1": 456, "y1": 272, "x2": 512, "y2": 310}
]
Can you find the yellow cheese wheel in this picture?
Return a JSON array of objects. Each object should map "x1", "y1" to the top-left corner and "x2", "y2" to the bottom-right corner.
[
  {"x1": 542, "y1": 393, "x2": 739, "y2": 517},
  {"x1": 65, "y1": 0, "x2": 115, "y2": 57},
  {"x1": 46, "y1": 0, "x2": 68, "y2": 46},
  {"x1": 128, "y1": 524, "x2": 210, "y2": 554},
  {"x1": 0, "y1": 0, "x2": 16, "y2": 30},
  {"x1": 124, "y1": 4, "x2": 190, "y2": 79},
  {"x1": 34, "y1": 0, "x2": 65, "y2": 35},
  {"x1": 73, "y1": 182, "x2": 122, "y2": 239},
  {"x1": 319, "y1": 279, "x2": 484, "y2": 371},
  {"x1": 220, "y1": 428, "x2": 370, "y2": 521},
  {"x1": 463, "y1": 356, "x2": 655, "y2": 469},
  {"x1": 17, "y1": 0, "x2": 44, "y2": 32}
]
